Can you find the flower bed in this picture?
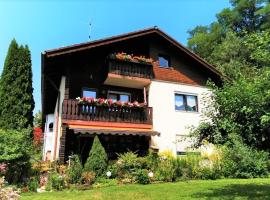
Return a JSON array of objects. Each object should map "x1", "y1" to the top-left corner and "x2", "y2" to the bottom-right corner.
[
  {"x1": 109, "y1": 52, "x2": 154, "y2": 65},
  {"x1": 76, "y1": 97, "x2": 146, "y2": 108}
]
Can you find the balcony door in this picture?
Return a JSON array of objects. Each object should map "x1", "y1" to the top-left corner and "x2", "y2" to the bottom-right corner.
[{"x1": 108, "y1": 91, "x2": 131, "y2": 102}]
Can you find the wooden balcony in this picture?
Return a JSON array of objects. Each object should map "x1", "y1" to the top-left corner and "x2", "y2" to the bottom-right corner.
[
  {"x1": 107, "y1": 58, "x2": 153, "y2": 79},
  {"x1": 104, "y1": 58, "x2": 153, "y2": 89},
  {"x1": 62, "y1": 99, "x2": 153, "y2": 125}
]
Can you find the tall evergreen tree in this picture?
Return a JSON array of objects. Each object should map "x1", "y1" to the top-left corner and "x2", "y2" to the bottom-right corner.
[{"x1": 0, "y1": 39, "x2": 34, "y2": 129}]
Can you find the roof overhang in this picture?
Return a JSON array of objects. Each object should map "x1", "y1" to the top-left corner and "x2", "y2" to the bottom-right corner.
[{"x1": 42, "y1": 26, "x2": 224, "y2": 79}]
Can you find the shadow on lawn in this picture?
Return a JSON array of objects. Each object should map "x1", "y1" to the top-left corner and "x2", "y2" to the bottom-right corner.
[{"x1": 192, "y1": 183, "x2": 270, "y2": 200}]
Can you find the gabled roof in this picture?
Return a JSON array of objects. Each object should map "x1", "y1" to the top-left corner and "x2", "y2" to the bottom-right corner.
[{"x1": 43, "y1": 27, "x2": 223, "y2": 78}]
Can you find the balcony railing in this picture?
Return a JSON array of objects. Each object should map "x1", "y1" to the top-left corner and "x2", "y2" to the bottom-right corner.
[
  {"x1": 62, "y1": 99, "x2": 153, "y2": 125},
  {"x1": 107, "y1": 58, "x2": 153, "y2": 79}
]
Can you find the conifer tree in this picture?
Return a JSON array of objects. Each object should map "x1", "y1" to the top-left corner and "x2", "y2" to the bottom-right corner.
[
  {"x1": 84, "y1": 136, "x2": 108, "y2": 176},
  {"x1": 0, "y1": 39, "x2": 34, "y2": 129}
]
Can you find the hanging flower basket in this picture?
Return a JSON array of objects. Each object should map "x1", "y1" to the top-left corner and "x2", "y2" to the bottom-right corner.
[
  {"x1": 76, "y1": 97, "x2": 146, "y2": 108},
  {"x1": 109, "y1": 52, "x2": 155, "y2": 65}
]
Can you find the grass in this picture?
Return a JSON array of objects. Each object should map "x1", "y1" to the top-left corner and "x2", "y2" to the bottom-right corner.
[{"x1": 21, "y1": 178, "x2": 270, "y2": 200}]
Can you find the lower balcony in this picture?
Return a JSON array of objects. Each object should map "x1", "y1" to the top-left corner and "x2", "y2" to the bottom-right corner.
[{"x1": 62, "y1": 99, "x2": 153, "y2": 125}]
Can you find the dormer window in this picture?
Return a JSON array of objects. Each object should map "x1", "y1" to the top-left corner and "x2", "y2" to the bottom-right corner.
[{"x1": 158, "y1": 54, "x2": 170, "y2": 68}]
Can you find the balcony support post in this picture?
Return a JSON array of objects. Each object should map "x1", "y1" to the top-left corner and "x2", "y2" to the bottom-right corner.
[{"x1": 143, "y1": 87, "x2": 147, "y2": 105}]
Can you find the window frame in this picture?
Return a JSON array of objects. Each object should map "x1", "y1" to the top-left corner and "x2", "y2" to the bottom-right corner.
[
  {"x1": 174, "y1": 92, "x2": 199, "y2": 112},
  {"x1": 81, "y1": 87, "x2": 97, "y2": 98},
  {"x1": 48, "y1": 122, "x2": 54, "y2": 132},
  {"x1": 158, "y1": 54, "x2": 170, "y2": 68},
  {"x1": 107, "y1": 90, "x2": 131, "y2": 102}
]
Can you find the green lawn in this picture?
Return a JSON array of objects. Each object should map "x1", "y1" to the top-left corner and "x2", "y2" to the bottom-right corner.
[{"x1": 21, "y1": 178, "x2": 270, "y2": 200}]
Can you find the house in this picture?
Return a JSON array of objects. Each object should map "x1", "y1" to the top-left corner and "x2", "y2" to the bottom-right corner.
[{"x1": 41, "y1": 27, "x2": 223, "y2": 163}]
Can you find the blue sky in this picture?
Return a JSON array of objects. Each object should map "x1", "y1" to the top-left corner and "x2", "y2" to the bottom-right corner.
[{"x1": 0, "y1": 0, "x2": 230, "y2": 114}]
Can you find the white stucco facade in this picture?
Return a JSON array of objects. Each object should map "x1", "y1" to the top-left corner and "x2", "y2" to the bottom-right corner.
[
  {"x1": 43, "y1": 76, "x2": 66, "y2": 161},
  {"x1": 43, "y1": 77, "x2": 210, "y2": 159},
  {"x1": 42, "y1": 114, "x2": 55, "y2": 160},
  {"x1": 148, "y1": 80, "x2": 210, "y2": 155}
]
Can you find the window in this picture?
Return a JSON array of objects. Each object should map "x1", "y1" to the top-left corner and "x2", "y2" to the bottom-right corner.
[
  {"x1": 158, "y1": 54, "x2": 170, "y2": 68},
  {"x1": 49, "y1": 122, "x2": 54, "y2": 132},
  {"x1": 108, "y1": 93, "x2": 118, "y2": 102},
  {"x1": 108, "y1": 91, "x2": 131, "y2": 102},
  {"x1": 82, "y1": 88, "x2": 96, "y2": 98},
  {"x1": 120, "y1": 94, "x2": 130, "y2": 102},
  {"x1": 175, "y1": 135, "x2": 198, "y2": 156},
  {"x1": 175, "y1": 93, "x2": 198, "y2": 112},
  {"x1": 175, "y1": 135, "x2": 188, "y2": 155}
]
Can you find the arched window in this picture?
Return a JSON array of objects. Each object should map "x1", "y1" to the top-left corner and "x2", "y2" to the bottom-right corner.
[{"x1": 49, "y1": 122, "x2": 54, "y2": 132}]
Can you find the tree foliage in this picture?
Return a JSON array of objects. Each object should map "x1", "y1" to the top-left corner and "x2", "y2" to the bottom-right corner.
[
  {"x1": 188, "y1": 0, "x2": 270, "y2": 151},
  {"x1": 222, "y1": 134, "x2": 269, "y2": 178},
  {"x1": 192, "y1": 69, "x2": 270, "y2": 151},
  {"x1": 0, "y1": 129, "x2": 32, "y2": 183},
  {"x1": 243, "y1": 30, "x2": 270, "y2": 67},
  {"x1": 0, "y1": 39, "x2": 35, "y2": 130},
  {"x1": 187, "y1": 0, "x2": 270, "y2": 76},
  {"x1": 34, "y1": 110, "x2": 42, "y2": 128},
  {"x1": 84, "y1": 136, "x2": 108, "y2": 177}
]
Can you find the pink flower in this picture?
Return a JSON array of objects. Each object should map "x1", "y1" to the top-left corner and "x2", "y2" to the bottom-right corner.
[
  {"x1": 0, "y1": 163, "x2": 7, "y2": 174},
  {"x1": 115, "y1": 101, "x2": 123, "y2": 107},
  {"x1": 107, "y1": 99, "x2": 113, "y2": 106},
  {"x1": 85, "y1": 97, "x2": 94, "y2": 103},
  {"x1": 98, "y1": 98, "x2": 105, "y2": 104}
]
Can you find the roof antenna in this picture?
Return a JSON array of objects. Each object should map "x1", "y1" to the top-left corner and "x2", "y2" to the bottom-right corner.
[{"x1": 88, "y1": 21, "x2": 92, "y2": 40}]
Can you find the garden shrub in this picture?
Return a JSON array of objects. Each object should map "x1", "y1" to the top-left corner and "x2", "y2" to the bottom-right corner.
[
  {"x1": 106, "y1": 161, "x2": 118, "y2": 179},
  {"x1": 45, "y1": 178, "x2": 52, "y2": 191},
  {"x1": 176, "y1": 154, "x2": 202, "y2": 179},
  {"x1": 115, "y1": 152, "x2": 143, "y2": 180},
  {"x1": 84, "y1": 136, "x2": 108, "y2": 177},
  {"x1": 81, "y1": 172, "x2": 96, "y2": 185},
  {"x1": 158, "y1": 150, "x2": 175, "y2": 159},
  {"x1": 48, "y1": 172, "x2": 65, "y2": 191},
  {"x1": 144, "y1": 150, "x2": 159, "y2": 170},
  {"x1": 66, "y1": 155, "x2": 83, "y2": 184},
  {"x1": 115, "y1": 152, "x2": 139, "y2": 176},
  {"x1": 28, "y1": 178, "x2": 39, "y2": 192},
  {"x1": 114, "y1": 151, "x2": 154, "y2": 183},
  {"x1": 222, "y1": 135, "x2": 269, "y2": 178},
  {"x1": 0, "y1": 129, "x2": 32, "y2": 184},
  {"x1": 155, "y1": 158, "x2": 176, "y2": 182},
  {"x1": 134, "y1": 169, "x2": 150, "y2": 184},
  {"x1": 194, "y1": 164, "x2": 222, "y2": 180},
  {"x1": 194, "y1": 144, "x2": 224, "y2": 180}
]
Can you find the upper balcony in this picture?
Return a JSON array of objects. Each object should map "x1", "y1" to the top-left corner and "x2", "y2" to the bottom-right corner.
[{"x1": 104, "y1": 53, "x2": 154, "y2": 89}]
